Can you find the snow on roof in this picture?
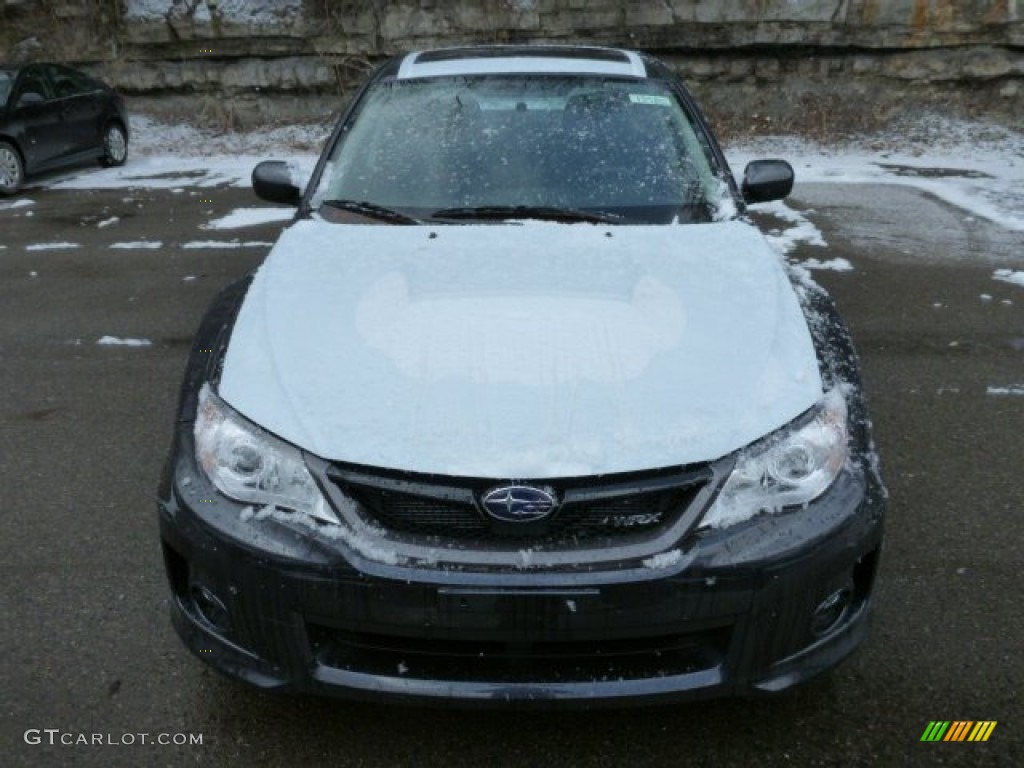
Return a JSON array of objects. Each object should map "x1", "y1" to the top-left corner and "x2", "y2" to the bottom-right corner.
[{"x1": 396, "y1": 48, "x2": 647, "y2": 80}]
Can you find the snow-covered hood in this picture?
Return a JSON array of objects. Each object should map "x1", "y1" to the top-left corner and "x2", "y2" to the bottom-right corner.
[{"x1": 218, "y1": 219, "x2": 822, "y2": 478}]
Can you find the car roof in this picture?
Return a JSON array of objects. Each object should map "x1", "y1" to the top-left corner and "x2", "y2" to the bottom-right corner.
[{"x1": 394, "y1": 45, "x2": 652, "y2": 80}]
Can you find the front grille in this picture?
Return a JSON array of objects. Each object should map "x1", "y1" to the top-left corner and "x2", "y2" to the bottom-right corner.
[
  {"x1": 327, "y1": 464, "x2": 711, "y2": 547},
  {"x1": 307, "y1": 623, "x2": 730, "y2": 684}
]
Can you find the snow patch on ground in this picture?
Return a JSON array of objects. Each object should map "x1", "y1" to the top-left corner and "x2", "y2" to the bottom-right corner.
[
  {"x1": 204, "y1": 207, "x2": 294, "y2": 230},
  {"x1": 728, "y1": 117, "x2": 1024, "y2": 232},
  {"x1": 754, "y1": 200, "x2": 848, "y2": 273},
  {"x1": 181, "y1": 240, "x2": 272, "y2": 249},
  {"x1": 110, "y1": 241, "x2": 164, "y2": 249},
  {"x1": 802, "y1": 257, "x2": 854, "y2": 272},
  {"x1": 97, "y1": 336, "x2": 152, "y2": 346},
  {"x1": 0, "y1": 198, "x2": 34, "y2": 211},
  {"x1": 993, "y1": 269, "x2": 1024, "y2": 287},
  {"x1": 26, "y1": 242, "x2": 80, "y2": 251},
  {"x1": 987, "y1": 385, "x2": 1024, "y2": 396},
  {"x1": 49, "y1": 115, "x2": 323, "y2": 192},
  {"x1": 52, "y1": 155, "x2": 268, "y2": 191},
  {"x1": 756, "y1": 200, "x2": 827, "y2": 255}
]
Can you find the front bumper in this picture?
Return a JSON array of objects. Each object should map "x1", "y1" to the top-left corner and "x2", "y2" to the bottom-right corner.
[{"x1": 158, "y1": 442, "x2": 885, "y2": 706}]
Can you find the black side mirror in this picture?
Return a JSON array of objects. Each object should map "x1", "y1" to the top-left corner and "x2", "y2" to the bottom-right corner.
[
  {"x1": 742, "y1": 159, "x2": 794, "y2": 204},
  {"x1": 16, "y1": 92, "x2": 45, "y2": 108},
  {"x1": 252, "y1": 160, "x2": 301, "y2": 206}
]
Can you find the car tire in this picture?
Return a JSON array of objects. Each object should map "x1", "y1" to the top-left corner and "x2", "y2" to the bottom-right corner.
[
  {"x1": 99, "y1": 122, "x2": 128, "y2": 168},
  {"x1": 0, "y1": 141, "x2": 24, "y2": 196}
]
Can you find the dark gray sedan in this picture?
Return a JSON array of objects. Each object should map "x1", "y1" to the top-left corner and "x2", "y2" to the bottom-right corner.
[{"x1": 0, "y1": 62, "x2": 128, "y2": 195}]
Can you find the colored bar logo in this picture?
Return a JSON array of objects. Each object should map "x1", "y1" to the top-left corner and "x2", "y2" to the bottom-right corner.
[{"x1": 921, "y1": 721, "x2": 997, "y2": 742}]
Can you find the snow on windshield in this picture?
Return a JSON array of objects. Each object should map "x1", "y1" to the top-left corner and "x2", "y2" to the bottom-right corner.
[{"x1": 315, "y1": 76, "x2": 725, "y2": 224}]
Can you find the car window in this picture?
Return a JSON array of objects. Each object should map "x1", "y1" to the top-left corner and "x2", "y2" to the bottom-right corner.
[
  {"x1": 313, "y1": 75, "x2": 727, "y2": 224},
  {"x1": 49, "y1": 65, "x2": 97, "y2": 98},
  {"x1": 0, "y1": 70, "x2": 13, "y2": 107},
  {"x1": 16, "y1": 67, "x2": 53, "y2": 103}
]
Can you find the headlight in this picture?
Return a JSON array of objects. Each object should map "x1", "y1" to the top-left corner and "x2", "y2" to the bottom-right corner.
[
  {"x1": 193, "y1": 384, "x2": 338, "y2": 524},
  {"x1": 700, "y1": 389, "x2": 848, "y2": 529}
]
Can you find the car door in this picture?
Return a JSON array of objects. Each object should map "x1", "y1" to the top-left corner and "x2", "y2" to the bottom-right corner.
[
  {"x1": 9, "y1": 65, "x2": 63, "y2": 170},
  {"x1": 47, "y1": 65, "x2": 104, "y2": 159},
  {"x1": 9, "y1": 65, "x2": 70, "y2": 172}
]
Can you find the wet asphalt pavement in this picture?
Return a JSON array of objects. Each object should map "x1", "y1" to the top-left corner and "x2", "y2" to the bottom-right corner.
[{"x1": 0, "y1": 175, "x2": 1022, "y2": 767}]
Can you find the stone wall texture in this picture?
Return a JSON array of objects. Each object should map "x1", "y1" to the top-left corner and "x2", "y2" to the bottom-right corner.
[{"x1": 1, "y1": 0, "x2": 1021, "y2": 135}]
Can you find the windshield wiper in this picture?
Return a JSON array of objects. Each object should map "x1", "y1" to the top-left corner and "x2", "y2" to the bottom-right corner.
[
  {"x1": 321, "y1": 199, "x2": 421, "y2": 224},
  {"x1": 431, "y1": 205, "x2": 623, "y2": 224}
]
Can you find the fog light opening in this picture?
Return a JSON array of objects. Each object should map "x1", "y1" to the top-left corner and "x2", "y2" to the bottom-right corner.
[
  {"x1": 810, "y1": 585, "x2": 852, "y2": 638},
  {"x1": 190, "y1": 583, "x2": 231, "y2": 634}
]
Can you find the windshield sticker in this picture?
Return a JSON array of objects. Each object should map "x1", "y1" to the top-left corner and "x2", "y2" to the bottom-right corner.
[{"x1": 629, "y1": 94, "x2": 672, "y2": 106}]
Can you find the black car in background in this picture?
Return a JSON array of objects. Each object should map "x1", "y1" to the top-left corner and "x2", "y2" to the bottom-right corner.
[{"x1": 0, "y1": 62, "x2": 128, "y2": 195}]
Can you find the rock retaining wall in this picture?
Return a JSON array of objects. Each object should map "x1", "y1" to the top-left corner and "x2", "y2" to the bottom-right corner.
[{"x1": 1, "y1": 0, "x2": 1021, "y2": 136}]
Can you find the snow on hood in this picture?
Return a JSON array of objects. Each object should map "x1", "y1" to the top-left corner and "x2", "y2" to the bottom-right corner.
[{"x1": 218, "y1": 219, "x2": 822, "y2": 478}]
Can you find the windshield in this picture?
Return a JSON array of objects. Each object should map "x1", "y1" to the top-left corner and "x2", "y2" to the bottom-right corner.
[
  {"x1": 313, "y1": 75, "x2": 730, "y2": 224},
  {"x1": 0, "y1": 70, "x2": 13, "y2": 108}
]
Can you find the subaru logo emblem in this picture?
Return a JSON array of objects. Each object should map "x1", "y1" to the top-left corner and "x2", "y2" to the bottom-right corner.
[{"x1": 481, "y1": 486, "x2": 557, "y2": 523}]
